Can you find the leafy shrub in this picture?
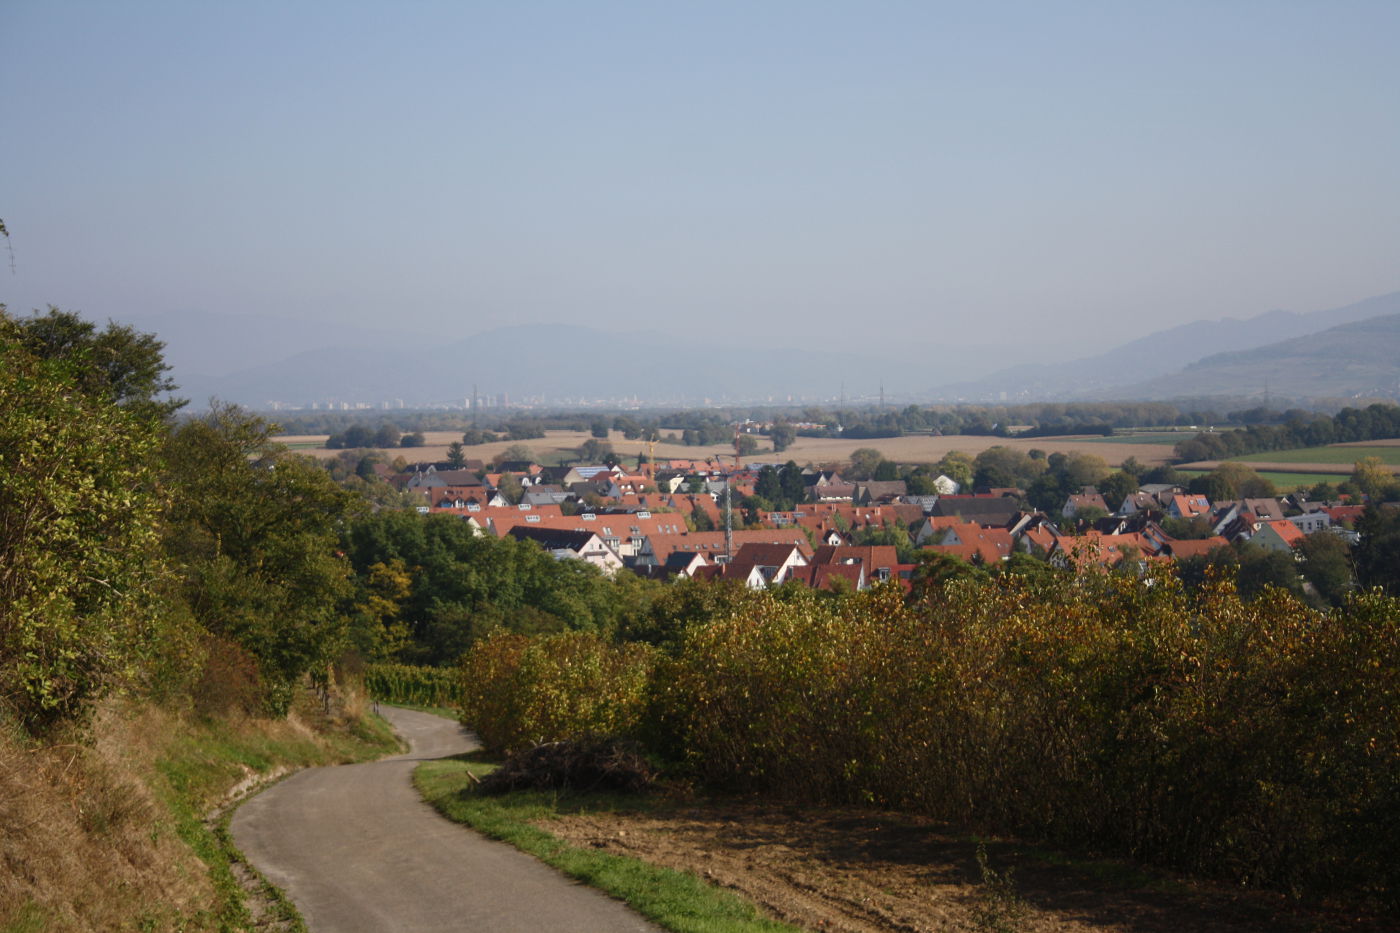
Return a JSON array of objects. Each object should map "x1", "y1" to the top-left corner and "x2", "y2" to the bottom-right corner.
[{"x1": 650, "y1": 571, "x2": 1400, "y2": 904}]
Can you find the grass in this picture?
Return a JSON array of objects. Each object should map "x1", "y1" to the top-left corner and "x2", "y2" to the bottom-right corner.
[
  {"x1": 1231, "y1": 444, "x2": 1400, "y2": 466},
  {"x1": 1174, "y1": 469, "x2": 1347, "y2": 491},
  {"x1": 415, "y1": 755, "x2": 800, "y2": 933}
]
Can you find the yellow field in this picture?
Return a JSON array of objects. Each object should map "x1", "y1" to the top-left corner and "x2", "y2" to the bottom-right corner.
[{"x1": 275, "y1": 430, "x2": 1175, "y2": 469}]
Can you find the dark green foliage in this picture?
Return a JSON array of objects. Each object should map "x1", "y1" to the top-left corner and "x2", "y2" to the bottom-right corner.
[
  {"x1": 164, "y1": 404, "x2": 360, "y2": 714},
  {"x1": 1173, "y1": 403, "x2": 1400, "y2": 462},
  {"x1": 1298, "y1": 531, "x2": 1355, "y2": 606},
  {"x1": 1354, "y1": 505, "x2": 1400, "y2": 595},
  {"x1": 342, "y1": 512, "x2": 651, "y2": 665},
  {"x1": 364, "y1": 662, "x2": 460, "y2": 707},
  {"x1": 9, "y1": 306, "x2": 184, "y2": 421}
]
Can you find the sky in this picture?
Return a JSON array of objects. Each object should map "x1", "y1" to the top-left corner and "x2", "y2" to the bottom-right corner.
[{"x1": 4, "y1": 0, "x2": 1399, "y2": 362}]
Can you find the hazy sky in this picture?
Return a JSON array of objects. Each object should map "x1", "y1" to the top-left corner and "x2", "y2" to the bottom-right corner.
[{"x1": 4, "y1": 0, "x2": 1398, "y2": 357}]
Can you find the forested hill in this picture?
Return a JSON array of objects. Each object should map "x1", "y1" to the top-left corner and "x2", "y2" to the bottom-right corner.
[{"x1": 1120, "y1": 311, "x2": 1400, "y2": 400}]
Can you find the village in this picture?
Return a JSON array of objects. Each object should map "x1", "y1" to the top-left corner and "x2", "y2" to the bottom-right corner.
[{"x1": 375, "y1": 445, "x2": 1366, "y2": 596}]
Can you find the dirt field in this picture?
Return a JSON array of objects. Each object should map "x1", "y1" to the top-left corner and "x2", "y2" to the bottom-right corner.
[
  {"x1": 542, "y1": 803, "x2": 1380, "y2": 933},
  {"x1": 274, "y1": 430, "x2": 1177, "y2": 469}
]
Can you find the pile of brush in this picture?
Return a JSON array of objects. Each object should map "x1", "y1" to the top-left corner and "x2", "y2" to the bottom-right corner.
[{"x1": 478, "y1": 738, "x2": 657, "y2": 794}]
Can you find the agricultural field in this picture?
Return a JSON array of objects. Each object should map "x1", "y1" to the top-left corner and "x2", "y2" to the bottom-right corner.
[
  {"x1": 273, "y1": 430, "x2": 1178, "y2": 469},
  {"x1": 1232, "y1": 444, "x2": 1400, "y2": 466},
  {"x1": 1175, "y1": 470, "x2": 1351, "y2": 492}
]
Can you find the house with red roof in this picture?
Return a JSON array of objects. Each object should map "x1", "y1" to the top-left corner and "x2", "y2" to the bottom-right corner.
[{"x1": 1252, "y1": 519, "x2": 1305, "y2": 554}]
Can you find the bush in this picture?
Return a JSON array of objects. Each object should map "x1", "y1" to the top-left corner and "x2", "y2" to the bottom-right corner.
[
  {"x1": 460, "y1": 631, "x2": 656, "y2": 754},
  {"x1": 648, "y1": 572, "x2": 1400, "y2": 904}
]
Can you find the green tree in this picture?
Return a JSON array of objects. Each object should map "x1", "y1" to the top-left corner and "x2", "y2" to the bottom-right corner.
[
  {"x1": 577, "y1": 438, "x2": 613, "y2": 463},
  {"x1": 736, "y1": 434, "x2": 759, "y2": 458},
  {"x1": 1354, "y1": 505, "x2": 1400, "y2": 594},
  {"x1": 496, "y1": 472, "x2": 524, "y2": 505},
  {"x1": 0, "y1": 322, "x2": 174, "y2": 732},
  {"x1": 1297, "y1": 531, "x2": 1354, "y2": 606},
  {"x1": 1098, "y1": 471, "x2": 1139, "y2": 512},
  {"x1": 769, "y1": 421, "x2": 797, "y2": 453},
  {"x1": 494, "y1": 443, "x2": 536, "y2": 467},
  {"x1": 445, "y1": 441, "x2": 467, "y2": 468},
  {"x1": 590, "y1": 420, "x2": 610, "y2": 439},
  {"x1": 847, "y1": 447, "x2": 884, "y2": 480},
  {"x1": 164, "y1": 404, "x2": 361, "y2": 714},
  {"x1": 8, "y1": 305, "x2": 184, "y2": 421}
]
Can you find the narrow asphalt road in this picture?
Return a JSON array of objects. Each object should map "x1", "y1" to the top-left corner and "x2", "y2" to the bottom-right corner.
[{"x1": 230, "y1": 706, "x2": 660, "y2": 932}]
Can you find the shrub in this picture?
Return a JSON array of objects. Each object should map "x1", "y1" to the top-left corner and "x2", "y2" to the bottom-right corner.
[{"x1": 460, "y1": 631, "x2": 656, "y2": 754}]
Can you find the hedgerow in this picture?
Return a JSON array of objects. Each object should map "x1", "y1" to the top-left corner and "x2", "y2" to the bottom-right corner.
[{"x1": 459, "y1": 571, "x2": 1400, "y2": 904}]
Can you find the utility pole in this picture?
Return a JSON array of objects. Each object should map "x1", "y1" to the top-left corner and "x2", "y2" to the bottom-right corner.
[{"x1": 723, "y1": 475, "x2": 733, "y2": 564}]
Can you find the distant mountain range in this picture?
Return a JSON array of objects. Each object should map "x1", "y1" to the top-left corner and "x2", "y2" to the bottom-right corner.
[
  {"x1": 124, "y1": 290, "x2": 1400, "y2": 409},
  {"x1": 931, "y1": 291, "x2": 1400, "y2": 403},
  {"x1": 165, "y1": 324, "x2": 943, "y2": 409},
  {"x1": 1116, "y1": 311, "x2": 1400, "y2": 401}
]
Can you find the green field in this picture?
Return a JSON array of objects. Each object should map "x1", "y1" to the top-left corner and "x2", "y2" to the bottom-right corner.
[
  {"x1": 1232, "y1": 445, "x2": 1400, "y2": 466},
  {"x1": 1175, "y1": 470, "x2": 1348, "y2": 492}
]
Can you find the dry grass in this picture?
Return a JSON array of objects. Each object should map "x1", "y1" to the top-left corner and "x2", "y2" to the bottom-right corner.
[
  {"x1": 276, "y1": 430, "x2": 1175, "y2": 469},
  {"x1": 0, "y1": 676, "x2": 396, "y2": 932},
  {"x1": 0, "y1": 705, "x2": 214, "y2": 932}
]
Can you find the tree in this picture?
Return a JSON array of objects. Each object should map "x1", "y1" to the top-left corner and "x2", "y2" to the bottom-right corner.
[
  {"x1": 1297, "y1": 531, "x2": 1354, "y2": 606},
  {"x1": 590, "y1": 420, "x2": 610, "y2": 439},
  {"x1": 496, "y1": 472, "x2": 524, "y2": 505},
  {"x1": 1061, "y1": 452, "x2": 1110, "y2": 489},
  {"x1": 1351, "y1": 456, "x2": 1398, "y2": 501},
  {"x1": 1098, "y1": 471, "x2": 1139, "y2": 512},
  {"x1": 400, "y1": 432, "x2": 425, "y2": 448},
  {"x1": 736, "y1": 434, "x2": 759, "y2": 458},
  {"x1": 936, "y1": 451, "x2": 975, "y2": 491},
  {"x1": 847, "y1": 447, "x2": 884, "y2": 480},
  {"x1": 1354, "y1": 505, "x2": 1400, "y2": 594},
  {"x1": 372, "y1": 424, "x2": 400, "y2": 448},
  {"x1": 8, "y1": 305, "x2": 184, "y2": 421},
  {"x1": 493, "y1": 444, "x2": 535, "y2": 468},
  {"x1": 769, "y1": 421, "x2": 796, "y2": 453},
  {"x1": 445, "y1": 442, "x2": 467, "y2": 468},
  {"x1": 0, "y1": 320, "x2": 173, "y2": 732},
  {"x1": 164, "y1": 404, "x2": 361, "y2": 714},
  {"x1": 873, "y1": 459, "x2": 899, "y2": 481},
  {"x1": 577, "y1": 438, "x2": 613, "y2": 463}
]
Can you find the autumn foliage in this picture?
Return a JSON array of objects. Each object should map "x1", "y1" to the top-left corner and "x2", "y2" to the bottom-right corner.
[{"x1": 460, "y1": 571, "x2": 1400, "y2": 904}]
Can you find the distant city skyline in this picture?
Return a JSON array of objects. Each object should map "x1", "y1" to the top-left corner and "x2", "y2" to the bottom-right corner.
[{"x1": 4, "y1": 1, "x2": 1398, "y2": 364}]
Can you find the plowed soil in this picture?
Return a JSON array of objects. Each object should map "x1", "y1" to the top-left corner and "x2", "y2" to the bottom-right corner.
[{"x1": 541, "y1": 802, "x2": 1387, "y2": 933}]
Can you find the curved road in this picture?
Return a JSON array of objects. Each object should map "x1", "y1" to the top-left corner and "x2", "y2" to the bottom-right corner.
[{"x1": 231, "y1": 706, "x2": 659, "y2": 932}]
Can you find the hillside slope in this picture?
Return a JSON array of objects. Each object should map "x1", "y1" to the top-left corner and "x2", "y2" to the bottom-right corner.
[{"x1": 1119, "y1": 312, "x2": 1400, "y2": 401}]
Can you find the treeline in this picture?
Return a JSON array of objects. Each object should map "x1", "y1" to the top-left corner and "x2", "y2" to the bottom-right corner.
[
  {"x1": 1173, "y1": 403, "x2": 1400, "y2": 462},
  {"x1": 280, "y1": 400, "x2": 1235, "y2": 451},
  {"x1": 2, "y1": 308, "x2": 416, "y2": 734},
  {"x1": 461, "y1": 572, "x2": 1400, "y2": 908}
]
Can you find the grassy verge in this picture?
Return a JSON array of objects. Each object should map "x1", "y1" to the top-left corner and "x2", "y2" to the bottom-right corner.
[
  {"x1": 415, "y1": 755, "x2": 799, "y2": 933},
  {"x1": 153, "y1": 701, "x2": 401, "y2": 929}
]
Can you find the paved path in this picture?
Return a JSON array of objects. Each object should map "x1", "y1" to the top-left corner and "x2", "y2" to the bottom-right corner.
[{"x1": 231, "y1": 706, "x2": 659, "y2": 932}]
